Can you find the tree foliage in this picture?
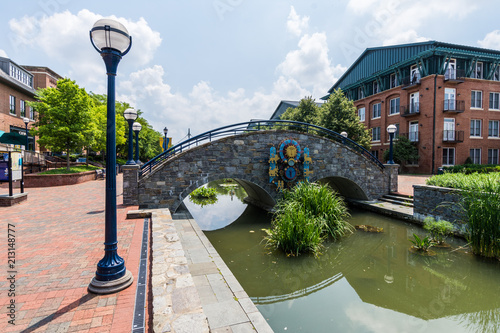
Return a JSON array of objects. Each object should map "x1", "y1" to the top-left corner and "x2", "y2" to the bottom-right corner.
[
  {"x1": 280, "y1": 89, "x2": 371, "y2": 149},
  {"x1": 29, "y1": 79, "x2": 95, "y2": 170},
  {"x1": 383, "y1": 135, "x2": 419, "y2": 165}
]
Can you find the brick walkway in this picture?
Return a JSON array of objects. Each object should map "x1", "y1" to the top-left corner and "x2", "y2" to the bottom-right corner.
[
  {"x1": 0, "y1": 175, "x2": 144, "y2": 332},
  {"x1": 397, "y1": 174, "x2": 431, "y2": 196}
]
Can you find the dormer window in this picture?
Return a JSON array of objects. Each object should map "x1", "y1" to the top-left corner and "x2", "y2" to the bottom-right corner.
[
  {"x1": 373, "y1": 81, "x2": 380, "y2": 94},
  {"x1": 9, "y1": 63, "x2": 33, "y2": 88},
  {"x1": 472, "y1": 62, "x2": 483, "y2": 79}
]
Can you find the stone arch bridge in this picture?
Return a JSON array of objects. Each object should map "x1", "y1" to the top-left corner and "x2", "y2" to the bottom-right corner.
[{"x1": 123, "y1": 121, "x2": 398, "y2": 212}]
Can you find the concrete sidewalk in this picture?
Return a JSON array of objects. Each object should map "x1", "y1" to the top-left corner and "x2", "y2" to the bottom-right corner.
[{"x1": 0, "y1": 175, "x2": 144, "y2": 332}]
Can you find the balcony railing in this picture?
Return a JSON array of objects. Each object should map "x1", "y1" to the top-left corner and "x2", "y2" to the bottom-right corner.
[
  {"x1": 443, "y1": 99, "x2": 465, "y2": 113},
  {"x1": 444, "y1": 68, "x2": 466, "y2": 82},
  {"x1": 442, "y1": 130, "x2": 464, "y2": 142},
  {"x1": 401, "y1": 102, "x2": 420, "y2": 117},
  {"x1": 401, "y1": 74, "x2": 421, "y2": 89},
  {"x1": 399, "y1": 132, "x2": 419, "y2": 142}
]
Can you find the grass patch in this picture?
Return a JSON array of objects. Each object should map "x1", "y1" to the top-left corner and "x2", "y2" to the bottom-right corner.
[
  {"x1": 426, "y1": 172, "x2": 500, "y2": 259},
  {"x1": 263, "y1": 182, "x2": 353, "y2": 257},
  {"x1": 38, "y1": 165, "x2": 100, "y2": 174},
  {"x1": 426, "y1": 172, "x2": 500, "y2": 190}
]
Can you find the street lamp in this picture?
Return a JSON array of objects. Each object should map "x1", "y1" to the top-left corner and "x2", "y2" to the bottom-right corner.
[
  {"x1": 133, "y1": 121, "x2": 142, "y2": 164},
  {"x1": 23, "y1": 117, "x2": 29, "y2": 150},
  {"x1": 88, "y1": 18, "x2": 133, "y2": 294},
  {"x1": 123, "y1": 108, "x2": 137, "y2": 165},
  {"x1": 163, "y1": 126, "x2": 168, "y2": 152},
  {"x1": 387, "y1": 124, "x2": 397, "y2": 164}
]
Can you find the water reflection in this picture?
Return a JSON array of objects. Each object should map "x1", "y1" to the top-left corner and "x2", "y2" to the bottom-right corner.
[{"x1": 183, "y1": 180, "x2": 500, "y2": 333}]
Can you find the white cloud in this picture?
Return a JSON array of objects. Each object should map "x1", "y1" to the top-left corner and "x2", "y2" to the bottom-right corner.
[
  {"x1": 277, "y1": 32, "x2": 346, "y2": 97},
  {"x1": 0, "y1": 49, "x2": 7, "y2": 57},
  {"x1": 478, "y1": 30, "x2": 500, "y2": 50},
  {"x1": 383, "y1": 29, "x2": 429, "y2": 46},
  {"x1": 286, "y1": 6, "x2": 309, "y2": 37},
  {"x1": 8, "y1": 9, "x2": 161, "y2": 87}
]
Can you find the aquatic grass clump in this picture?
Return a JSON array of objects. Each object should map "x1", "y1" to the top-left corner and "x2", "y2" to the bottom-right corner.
[
  {"x1": 263, "y1": 182, "x2": 352, "y2": 257},
  {"x1": 423, "y1": 217, "x2": 454, "y2": 245},
  {"x1": 427, "y1": 173, "x2": 500, "y2": 258}
]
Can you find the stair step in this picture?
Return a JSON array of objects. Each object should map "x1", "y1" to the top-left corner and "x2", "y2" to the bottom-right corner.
[
  {"x1": 380, "y1": 197, "x2": 414, "y2": 207},
  {"x1": 383, "y1": 194, "x2": 413, "y2": 203}
]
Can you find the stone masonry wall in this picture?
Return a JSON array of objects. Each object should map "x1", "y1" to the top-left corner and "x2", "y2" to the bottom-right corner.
[
  {"x1": 137, "y1": 130, "x2": 392, "y2": 211},
  {"x1": 413, "y1": 184, "x2": 467, "y2": 232}
]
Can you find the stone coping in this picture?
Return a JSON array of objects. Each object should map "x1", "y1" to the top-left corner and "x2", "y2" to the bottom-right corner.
[{"x1": 141, "y1": 208, "x2": 273, "y2": 333}]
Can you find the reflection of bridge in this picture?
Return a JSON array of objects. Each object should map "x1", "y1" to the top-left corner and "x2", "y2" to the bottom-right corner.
[{"x1": 123, "y1": 120, "x2": 398, "y2": 211}]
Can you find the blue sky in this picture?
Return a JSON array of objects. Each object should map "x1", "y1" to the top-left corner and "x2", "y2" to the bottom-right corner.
[{"x1": 2, "y1": 0, "x2": 500, "y2": 142}]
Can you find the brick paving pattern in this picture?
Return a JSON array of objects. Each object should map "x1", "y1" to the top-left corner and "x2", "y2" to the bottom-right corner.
[{"x1": 0, "y1": 175, "x2": 144, "y2": 333}]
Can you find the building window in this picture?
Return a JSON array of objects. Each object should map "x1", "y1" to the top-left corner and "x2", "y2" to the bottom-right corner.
[
  {"x1": 488, "y1": 149, "x2": 499, "y2": 164},
  {"x1": 470, "y1": 148, "x2": 481, "y2": 164},
  {"x1": 20, "y1": 100, "x2": 26, "y2": 117},
  {"x1": 471, "y1": 90, "x2": 482, "y2": 109},
  {"x1": 389, "y1": 97, "x2": 400, "y2": 115},
  {"x1": 443, "y1": 148, "x2": 455, "y2": 166},
  {"x1": 390, "y1": 73, "x2": 398, "y2": 88},
  {"x1": 373, "y1": 81, "x2": 379, "y2": 94},
  {"x1": 470, "y1": 119, "x2": 482, "y2": 137},
  {"x1": 489, "y1": 92, "x2": 500, "y2": 110},
  {"x1": 358, "y1": 87, "x2": 365, "y2": 99},
  {"x1": 472, "y1": 62, "x2": 483, "y2": 79},
  {"x1": 409, "y1": 92, "x2": 419, "y2": 114},
  {"x1": 489, "y1": 120, "x2": 499, "y2": 138},
  {"x1": 358, "y1": 107, "x2": 365, "y2": 121},
  {"x1": 372, "y1": 127, "x2": 381, "y2": 141},
  {"x1": 29, "y1": 106, "x2": 34, "y2": 120},
  {"x1": 9, "y1": 95, "x2": 16, "y2": 114},
  {"x1": 409, "y1": 121, "x2": 419, "y2": 142},
  {"x1": 410, "y1": 65, "x2": 420, "y2": 84},
  {"x1": 494, "y1": 66, "x2": 500, "y2": 81},
  {"x1": 372, "y1": 103, "x2": 381, "y2": 119},
  {"x1": 371, "y1": 150, "x2": 379, "y2": 159}
]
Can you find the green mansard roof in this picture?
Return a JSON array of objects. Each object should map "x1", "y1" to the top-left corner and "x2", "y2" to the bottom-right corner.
[{"x1": 328, "y1": 40, "x2": 500, "y2": 94}]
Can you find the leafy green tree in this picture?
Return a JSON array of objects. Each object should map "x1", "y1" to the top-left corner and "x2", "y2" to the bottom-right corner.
[
  {"x1": 29, "y1": 79, "x2": 95, "y2": 170},
  {"x1": 280, "y1": 90, "x2": 371, "y2": 149},
  {"x1": 133, "y1": 115, "x2": 163, "y2": 161},
  {"x1": 280, "y1": 96, "x2": 319, "y2": 124},
  {"x1": 316, "y1": 89, "x2": 371, "y2": 149},
  {"x1": 383, "y1": 135, "x2": 419, "y2": 167}
]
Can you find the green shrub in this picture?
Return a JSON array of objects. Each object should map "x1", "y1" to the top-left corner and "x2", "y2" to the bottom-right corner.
[
  {"x1": 39, "y1": 165, "x2": 100, "y2": 174},
  {"x1": 190, "y1": 186, "x2": 217, "y2": 199},
  {"x1": 426, "y1": 173, "x2": 500, "y2": 190},
  {"x1": 423, "y1": 217, "x2": 454, "y2": 244},
  {"x1": 441, "y1": 164, "x2": 500, "y2": 174},
  {"x1": 263, "y1": 182, "x2": 352, "y2": 257}
]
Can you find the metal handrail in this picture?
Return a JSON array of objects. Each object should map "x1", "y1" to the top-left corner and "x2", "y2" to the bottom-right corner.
[{"x1": 139, "y1": 120, "x2": 384, "y2": 178}]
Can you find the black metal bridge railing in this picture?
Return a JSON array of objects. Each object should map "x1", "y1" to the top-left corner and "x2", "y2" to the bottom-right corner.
[{"x1": 139, "y1": 120, "x2": 384, "y2": 178}]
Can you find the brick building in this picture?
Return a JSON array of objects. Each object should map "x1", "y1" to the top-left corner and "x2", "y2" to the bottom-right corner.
[
  {"x1": 0, "y1": 57, "x2": 61, "y2": 152},
  {"x1": 324, "y1": 41, "x2": 500, "y2": 174}
]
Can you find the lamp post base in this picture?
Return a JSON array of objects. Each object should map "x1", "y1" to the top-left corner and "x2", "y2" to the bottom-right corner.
[{"x1": 88, "y1": 270, "x2": 133, "y2": 294}]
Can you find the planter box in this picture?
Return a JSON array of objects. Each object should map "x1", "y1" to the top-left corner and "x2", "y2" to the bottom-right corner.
[{"x1": 24, "y1": 170, "x2": 100, "y2": 188}]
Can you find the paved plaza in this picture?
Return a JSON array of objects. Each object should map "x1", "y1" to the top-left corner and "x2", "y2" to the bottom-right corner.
[
  {"x1": 0, "y1": 175, "x2": 144, "y2": 332},
  {"x1": 0, "y1": 174, "x2": 429, "y2": 332}
]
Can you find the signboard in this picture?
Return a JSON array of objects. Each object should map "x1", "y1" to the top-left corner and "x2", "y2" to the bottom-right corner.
[
  {"x1": 0, "y1": 161, "x2": 8, "y2": 181},
  {"x1": 11, "y1": 152, "x2": 22, "y2": 181}
]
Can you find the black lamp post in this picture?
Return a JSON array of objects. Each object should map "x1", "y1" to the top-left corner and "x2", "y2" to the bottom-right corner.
[
  {"x1": 23, "y1": 117, "x2": 29, "y2": 150},
  {"x1": 123, "y1": 108, "x2": 137, "y2": 165},
  {"x1": 163, "y1": 126, "x2": 168, "y2": 152},
  {"x1": 387, "y1": 124, "x2": 397, "y2": 164},
  {"x1": 88, "y1": 18, "x2": 133, "y2": 294},
  {"x1": 133, "y1": 121, "x2": 142, "y2": 164}
]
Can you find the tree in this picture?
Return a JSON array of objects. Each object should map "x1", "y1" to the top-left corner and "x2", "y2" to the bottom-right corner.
[
  {"x1": 280, "y1": 96, "x2": 319, "y2": 124},
  {"x1": 29, "y1": 79, "x2": 95, "y2": 170},
  {"x1": 90, "y1": 93, "x2": 128, "y2": 163},
  {"x1": 383, "y1": 136, "x2": 419, "y2": 168},
  {"x1": 280, "y1": 90, "x2": 371, "y2": 149},
  {"x1": 316, "y1": 89, "x2": 371, "y2": 149}
]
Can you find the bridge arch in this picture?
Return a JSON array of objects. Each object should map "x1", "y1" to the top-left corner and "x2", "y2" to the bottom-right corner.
[{"x1": 125, "y1": 121, "x2": 396, "y2": 212}]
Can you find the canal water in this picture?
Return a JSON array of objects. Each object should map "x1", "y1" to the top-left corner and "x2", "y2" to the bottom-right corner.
[{"x1": 183, "y1": 181, "x2": 500, "y2": 333}]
